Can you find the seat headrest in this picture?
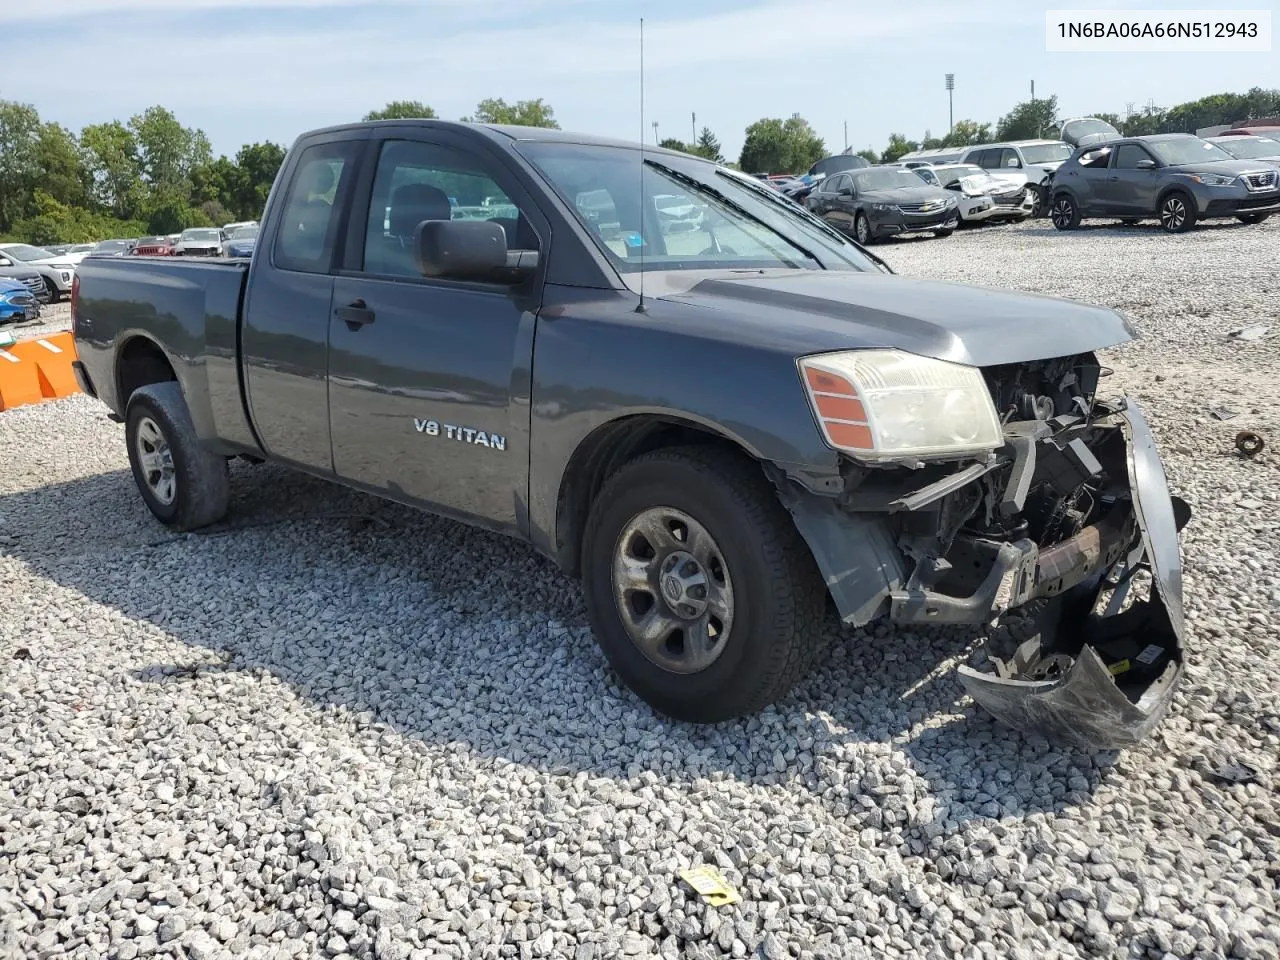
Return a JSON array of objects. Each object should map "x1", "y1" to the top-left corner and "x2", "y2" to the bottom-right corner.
[{"x1": 389, "y1": 183, "x2": 452, "y2": 237}]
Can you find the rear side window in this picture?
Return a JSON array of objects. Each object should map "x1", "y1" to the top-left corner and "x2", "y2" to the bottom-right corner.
[{"x1": 274, "y1": 142, "x2": 360, "y2": 274}]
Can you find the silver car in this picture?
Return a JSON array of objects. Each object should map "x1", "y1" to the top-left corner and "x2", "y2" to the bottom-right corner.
[
  {"x1": 958, "y1": 139, "x2": 1076, "y2": 216},
  {"x1": 0, "y1": 243, "x2": 77, "y2": 302},
  {"x1": 174, "y1": 228, "x2": 227, "y2": 257}
]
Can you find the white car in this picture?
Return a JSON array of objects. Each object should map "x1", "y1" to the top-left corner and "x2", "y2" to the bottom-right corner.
[
  {"x1": 926, "y1": 163, "x2": 1036, "y2": 223},
  {"x1": 62, "y1": 243, "x2": 97, "y2": 266},
  {"x1": 174, "y1": 228, "x2": 227, "y2": 257},
  {"x1": 223, "y1": 220, "x2": 259, "y2": 234},
  {"x1": 0, "y1": 243, "x2": 77, "y2": 302}
]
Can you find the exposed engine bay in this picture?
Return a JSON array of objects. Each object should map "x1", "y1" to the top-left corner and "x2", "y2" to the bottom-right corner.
[{"x1": 779, "y1": 352, "x2": 1190, "y2": 750}]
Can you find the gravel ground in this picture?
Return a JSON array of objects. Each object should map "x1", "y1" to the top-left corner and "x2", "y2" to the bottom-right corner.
[
  {"x1": 5, "y1": 300, "x2": 72, "y2": 341},
  {"x1": 2, "y1": 218, "x2": 1278, "y2": 960}
]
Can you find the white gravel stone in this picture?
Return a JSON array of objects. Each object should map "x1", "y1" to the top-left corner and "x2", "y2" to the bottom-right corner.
[{"x1": 1, "y1": 220, "x2": 1278, "y2": 957}]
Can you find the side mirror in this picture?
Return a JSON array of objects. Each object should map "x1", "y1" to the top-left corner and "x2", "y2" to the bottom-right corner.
[
  {"x1": 838, "y1": 186, "x2": 853, "y2": 197},
  {"x1": 1135, "y1": 158, "x2": 1156, "y2": 170},
  {"x1": 1006, "y1": 158, "x2": 1020, "y2": 167},
  {"x1": 0, "y1": 257, "x2": 9, "y2": 266},
  {"x1": 415, "y1": 219, "x2": 537, "y2": 284}
]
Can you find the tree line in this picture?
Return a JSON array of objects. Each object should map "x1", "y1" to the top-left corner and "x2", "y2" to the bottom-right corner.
[{"x1": 1, "y1": 87, "x2": 1276, "y2": 244}]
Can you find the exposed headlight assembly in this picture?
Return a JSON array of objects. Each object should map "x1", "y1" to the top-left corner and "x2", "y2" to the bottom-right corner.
[
  {"x1": 799, "y1": 349, "x2": 1004, "y2": 460},
  {"x1": 1189, "y1": 173, "x2": 1236, "y2": 186}
]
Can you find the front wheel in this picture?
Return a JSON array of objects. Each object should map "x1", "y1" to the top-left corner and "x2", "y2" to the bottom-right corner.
[
  {"x1": 44, "y1": 278, "x2": 61, "y2": 303},
  {"x1": 1159, "y1": 192, "x2": 1197, "y2": 233},
  {"x1": 1028, "y1": 185, "x2": 1046, "y2": 218},
  {"x1": 580, "y1": 447, "x2": 825, "y2": 723},
  {"x1": 1237, "y1": 213, "x2": 1269, "y2": 224},
  {"x1": 125, "y1": 381, "x2": 230, "y2": 531},
  {"x1": 854, "y1": 213, "x2": 872, "y2": 245},
  {"x1": 1050, "y1": 194, "x2": 1080, "y2": 230}
]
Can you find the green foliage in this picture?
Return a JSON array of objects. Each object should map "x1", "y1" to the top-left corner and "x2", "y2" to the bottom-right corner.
[
  {"x1": 10, "y1": 190, "x2": 145, "y2": 245},
  {"x1": 879, "y1": 134, "x2": 918, "y2": 163},
  {"x1": 364, "y1": 101, "x2": 437, "y2": 121},
  {"x1": 80, "y1": 120, "x2": 143, "y2": 218},
  {"x1": 0, "y1": 100, "x2": 41, "y2": 232},
  {"x1": 464, "y1": 97, "x2": 559, "y2": 128},
  {"x1": 940, "y1": 119, "x2": 991, "y2": 148},
  {"x1": 855, "y1": 148, "x2": 878, "y2": 163},
  {"x1": 694, "y1": 128, "x2": 723, "y2": 163},
  {"x1": 659, "y1": 137, "x2": 691, "y2": 152},
  {"x1": 995, "y1": 95, "x2": 1060, "y2": 141},
  {"x1": 739, "y1": 116, "x2": 825, "y2": 174}
]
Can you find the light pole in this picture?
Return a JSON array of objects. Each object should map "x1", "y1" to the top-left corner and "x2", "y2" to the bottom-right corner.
[
  {"x1": 652, "y1": 120, "x2": 659, "y2": 145},
  {"x1": 691, "y1": 112, "x2": 696, "y2": 145},
  {"x1": 945, "y1": 74, "x2": 955, "y2": 134}
]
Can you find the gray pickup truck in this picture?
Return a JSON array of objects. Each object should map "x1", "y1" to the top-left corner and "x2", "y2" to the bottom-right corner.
[{"x1": 72, "y1": 120, "x2": 1191, "y2": 749}]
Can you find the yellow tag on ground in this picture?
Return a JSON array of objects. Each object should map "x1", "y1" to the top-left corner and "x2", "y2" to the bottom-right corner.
[
  {"x1": 1108, "y1": 659, "x2": 1131, "y2": 676},
  {"x1": 679, "y1": 866, "x2": 741, "y2": 907}
]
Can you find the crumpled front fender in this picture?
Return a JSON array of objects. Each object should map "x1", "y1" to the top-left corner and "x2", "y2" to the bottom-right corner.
[{"x1": 957, "y1": 400, "x2": 1188, "y2": 750}]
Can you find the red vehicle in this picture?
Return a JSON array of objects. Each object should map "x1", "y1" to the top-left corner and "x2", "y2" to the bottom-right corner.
[{"x1": 130, "y1": 236, "x2": 177, "y2": 256}]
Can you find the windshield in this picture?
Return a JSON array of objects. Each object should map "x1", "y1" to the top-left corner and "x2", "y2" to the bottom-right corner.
[
  {"x1": 1064, "y1": 119, "x2": 1117, "y2": 137},
  {"x1": 809, "y1": 155, "x2": 868, "y2": 177},
  {"x1": 182, "y1": 229, "x2": 220, "y2": 241},
  {"x1": 516, "y1": 141, "x2": 881, "y2": 274},
  {"x1": 138, "y1": 236, "x2": 167, "y2": 245},
  {"x1": 1149, "y1": 138, "x2": 1234, "y2": 165},
  {"x1": 229, "y1": 226, "x2": 259, "y2": 239},
  {"x1": 2, "y1": 244, "x2": 55, "y2": 261},
  {"x1": 95, "y1": 240, "x2": 129, "y2": 251},
  {"x1": 851, "y1": 168, "x2": 929, "y2": 191},
  {"x1": 1214, "y1": 138, "x2": 1279, "y2": 159},
  {"x1": 70, "y1": 244, "x2": 95, "y2": 253},
  {"x1": 1019, "y1": 143, "x2": 1073, "y2": 164}
]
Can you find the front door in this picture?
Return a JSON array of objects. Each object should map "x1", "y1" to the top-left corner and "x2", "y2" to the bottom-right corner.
[
  {"x1": 1099, "y1": 143, "x2": 1159, "y2": 214},
  {"x1": 326, "y1": 133, "x2": 547, "y2": 532}
]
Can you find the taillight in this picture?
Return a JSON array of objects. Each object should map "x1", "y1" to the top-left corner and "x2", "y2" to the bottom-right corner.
[{"x1": 71, "y1": 274, "x2": 80, "y2": 315}]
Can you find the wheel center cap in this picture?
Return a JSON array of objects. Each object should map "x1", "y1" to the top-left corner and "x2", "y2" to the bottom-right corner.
[
  {"x1": 659, "y1": 550, "x2": 709, "y2": 619},
  {"x1": 661, "y1": 574, "x2": 683, "y2": 602}
]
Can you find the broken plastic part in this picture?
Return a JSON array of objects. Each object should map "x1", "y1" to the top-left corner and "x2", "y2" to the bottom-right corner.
[
  {"x1": 679, "y1": 866, "x2": 741, "y2": 907},
  {"x1": 958, "y1": 400, "x2": 1188, "y2": 750}
]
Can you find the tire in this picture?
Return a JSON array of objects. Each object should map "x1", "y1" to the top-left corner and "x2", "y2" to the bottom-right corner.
[
  {"x1": 1029, "y1": 185, "x2": 1046, "y2": 218},
  {"x1": 580, "y1": 446, "x2": 825, "y2": 723},
  {"x1": 1236, "y1": 213, "x2": 1269, "y2": 224},
  {"x1": 854, "y1": 213, "x2": 872, "y2": 245},
  {"x1": 1050, "y1": 194, "x2": 1080, "y2": 230},
  {"x1": 125, "y1": 381, "x2": 230, "y2": 531},
  {"x1": 1158, "y1": 192, "x2": 1196, "y2": 233},
  {"x1": 43, "y1": 278, "x2": 61, "y2": 303}
]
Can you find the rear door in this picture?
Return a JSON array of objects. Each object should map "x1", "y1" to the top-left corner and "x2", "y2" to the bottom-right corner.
[
  {"x1": 241, "y1": 133, "x2": 367, "y2": 471},
  {"x1": 326, "y1": 130, "x2": 548, "y2": 533}
]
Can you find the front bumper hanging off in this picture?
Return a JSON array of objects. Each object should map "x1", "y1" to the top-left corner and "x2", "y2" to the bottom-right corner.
[
  {"x1": 956, "y1": 402, "x2": 1188, "y2": 750},
  {"x1": 783, "y1": 399, "x2": 1191, "y2": 751}
]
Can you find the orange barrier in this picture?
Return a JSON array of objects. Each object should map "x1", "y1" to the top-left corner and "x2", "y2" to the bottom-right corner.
[{"x1": 0, "y1": 332, "x2": 83, "y2": 412}]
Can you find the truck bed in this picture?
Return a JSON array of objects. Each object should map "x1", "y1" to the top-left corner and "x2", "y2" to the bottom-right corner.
[{"x1": 73, "y1": 255, "x2": 255, "y2": 452}]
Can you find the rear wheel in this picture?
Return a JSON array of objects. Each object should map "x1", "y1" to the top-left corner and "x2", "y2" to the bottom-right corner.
[
  {"x1": 580, "y1": 447, "x2": 825, "y2": 723},
  {"x1": 854, "y1": 213, "x2": 872, "y2": 245},
  {"x1": 1236, "y1": 213, "x2": 1269, "y2": 224},
  {"x1": 1050, "y1": 194, "x2": 1080, "y2": 230},
  {"x1": 1159, "y1": 192, "x2": 1196, "y2": 233},
  {"x1": 125, "y1": 382, "x2": 230, "y2": 531}
]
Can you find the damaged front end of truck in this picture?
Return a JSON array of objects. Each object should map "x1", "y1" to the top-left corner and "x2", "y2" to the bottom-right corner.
[{"x1": 779, "y1": 350, "x2": 1190, "y2": 750}]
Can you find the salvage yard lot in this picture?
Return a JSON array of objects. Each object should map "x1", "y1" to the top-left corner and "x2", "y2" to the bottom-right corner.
[{"x1": 2, "y1": 219, "x2": 1278, "y2": 959}]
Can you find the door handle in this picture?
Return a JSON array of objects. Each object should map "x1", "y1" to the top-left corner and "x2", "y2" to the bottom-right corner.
[{"x1": 335, "y1": 299, "x2": 375, "y2": 330}]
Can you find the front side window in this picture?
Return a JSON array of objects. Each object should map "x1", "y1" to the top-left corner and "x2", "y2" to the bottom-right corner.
[
  {"x1": 1113, "y1": 144, "x2": 1155, "y2": 169},
  {"x1": 518, "y1": 141, "x2": 882, "y2": 273},
  {"x1": 360, "y1": 139, "x2": 535, "y2": 278},
  {"x1": 274, "y1": 142, "x2": 358, "y2": 274},
  {"x1": 1019, "y1": 143, "x2": 1074, "y2": 164}
]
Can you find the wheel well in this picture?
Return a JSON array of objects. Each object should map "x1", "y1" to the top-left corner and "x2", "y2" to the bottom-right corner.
[
  {"x1": 1157, "y1": 185, "x2": 1195, "y2": 211},
  {"x1": 554, "y1": 416, "x2": 753, "y2": 576},
  {"x1": 116, "y1": 337, "x2": 177, "y2": 406}
]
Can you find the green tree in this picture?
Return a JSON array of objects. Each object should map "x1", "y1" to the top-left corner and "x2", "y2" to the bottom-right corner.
[
  {"x1": 190, "y1": 156, "x2": 241, "y2": 210},
  {"x1": 940, "y1": 119, "x2": 991, "y2": 148},
  {"x1": 879, "y1": 133, "x2": 918, "y2": 164},
  {"x1": 464, "y1": 97, "x2": 559, "y2": 128},
  {"x1": 80, "y1": 120, "x2": 143, "y2": 218},
  {"x1": 919, "y1": 130, "x2": 943, "y2": 150},
  {"x1": 659, "y1": 137, "x2": 691, "y2": 153},
  {"x1": 364, "y1": 100, "x2": 437, "y2": 121},
  {"x1": 34, "y1": 123, "x2": 89, "y2": 208},
  {"x1": 230, "y1": 141, "x2": 285, "y2": 219},
  {"x1": 739, "y1": 115, "x2": 825, "y2": 174},
  {"x1": 0, "y1": 99, "x2": 41, "y2": 231},
  {"x1": 693, "y1": 127, "x2": 723, "y2": 162},
  {"x1": 129, "y1": 105, "x2": 211, "y2": 195},
  {"x1": 995, "y1": 95, "x2": 1060, "y2": 141},
  {"x1": 855, "y1": 147, "x2": 878, "y2": 163}
]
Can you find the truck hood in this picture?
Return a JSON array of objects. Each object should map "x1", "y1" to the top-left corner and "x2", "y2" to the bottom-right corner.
[{"x1": 660, "y1": 270, "x2": 1137, "y2": 367}]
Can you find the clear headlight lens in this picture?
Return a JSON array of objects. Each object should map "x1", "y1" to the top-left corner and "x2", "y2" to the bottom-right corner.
[
  {"x1": 1190, "y1": 173, "x2": 1236, "y2": 186},
  {"x1": 799, "y1": 349, "x2": 1004, "y2": 460}
]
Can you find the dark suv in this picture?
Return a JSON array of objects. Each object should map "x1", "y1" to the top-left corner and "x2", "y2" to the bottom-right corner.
[{"x1": 1049, "y1": 134, "x2": 1280, "y2": 232}]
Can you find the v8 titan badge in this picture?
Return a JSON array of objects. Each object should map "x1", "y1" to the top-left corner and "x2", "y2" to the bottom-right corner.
[{"x1": 414, "y1": 418, "x2": 506, "y2": 451}]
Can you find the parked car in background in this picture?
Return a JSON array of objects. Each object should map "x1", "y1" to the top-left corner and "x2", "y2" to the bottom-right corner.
[
  {"x1": 959, "y1": 140, "x2": 1074, "y2": 216},
  {"x1": 1059, "y1": 117, "x2": 1122, "y2": 148},
  {"x1": 221, "y1": 224, "x2": 260, "y2": 257},
  {"x1": 131, "y1": 236, "x2": 178, "y2": 256},
  {"x1": 174, "y1": 228, "x2": 226, "y2": 257},
  {"x1": 806, "y1": 153, "x2": 870, "y2": 184},
  {"x1": 63, "y1": 243, "x2": 97, "y2": 265},
  {"x1": 928, "y1": 163, "x2": 1035, "y2": 224},
  {"x1": 0, "y1": 243, "x2": 76, "y2": 302},
  {"x1": 653, "y1": 194, "x2": 704, "y2": 234},
  {"x1": 0, "y1": 277, "x2": 41, "y2": 324},
  {"x1": 0, "y1": 260, "x2": 49, "y2": 303},
  {"x1": 43, "y1": 244, "x2": 71, "y2": 256},
  {"x1": 1219, "y1": 125, "x2": 1280, "y2": 139},
  {"x1": 897, "y1": 147, "x2": 965, "y2": 166},
  {"x1": 222, "y1": 220, "x2": 259, "y2": 235},
  {"x1": 808, "y1": 165, "x2": 959, "y2": 243},
  {"x1": 88, "y1": 239, "x2": 136, "y2": 258},
  {"x1": 1050, "y1": 134, "x2": 1280, "y2": 232},
  {"x1": 1207, "y1": 135, "x2": 1280, "y2": 168}
]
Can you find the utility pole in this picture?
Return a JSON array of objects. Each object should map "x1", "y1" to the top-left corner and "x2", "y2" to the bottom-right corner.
[
  {"x1": 945, "y1": 74, "x2": 955, "y2": 133},
  {"x1": 691, "y1": 112, "x2": 696, "y2": 145},
  {"x1": 843, "y1": 120, "x2": 848, "y2": 151},
  {"x1": 652, "y1": 120, "x2": 659, "y2": 145}
]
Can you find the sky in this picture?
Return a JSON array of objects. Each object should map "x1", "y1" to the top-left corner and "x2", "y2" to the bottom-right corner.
[{"x1": 1, "y1": 0, "x2": 1276, "y2": 163}]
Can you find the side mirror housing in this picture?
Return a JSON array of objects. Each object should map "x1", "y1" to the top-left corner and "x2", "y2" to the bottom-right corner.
[
  {"x1": 838, "y1": 186, "x2": 853, "y2": 197},
  {"x1": 415, "y1": 220, "x2": 537, "y2": 284},
  {"x1": 1135, "y1": 158, "x2": 1156, "y2": 170}
]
